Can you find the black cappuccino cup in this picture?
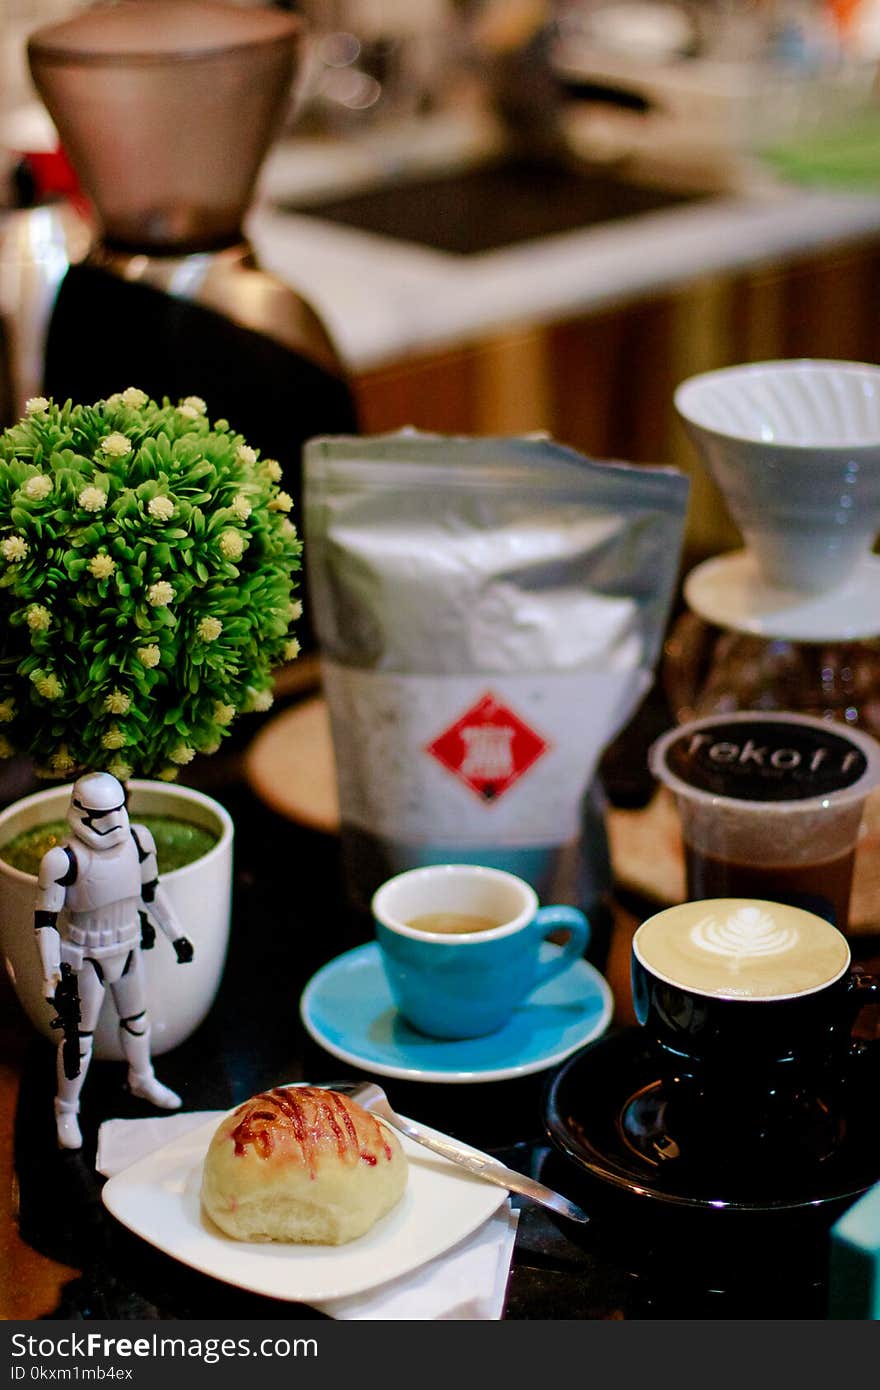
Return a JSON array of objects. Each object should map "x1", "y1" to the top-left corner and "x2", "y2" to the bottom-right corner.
[{"x1": 632, "y1": 898, "x2": 880, "y2": 1171}]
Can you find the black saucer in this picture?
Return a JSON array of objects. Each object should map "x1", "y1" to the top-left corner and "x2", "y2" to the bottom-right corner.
[{"x1": 545, "y1": 1028, "x2": 880, "y2": 1215}]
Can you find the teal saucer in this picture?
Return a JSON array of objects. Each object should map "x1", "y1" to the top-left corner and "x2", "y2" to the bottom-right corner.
[{"x1": 299, "y1": 942, "x2": 614, "y2": 1084}]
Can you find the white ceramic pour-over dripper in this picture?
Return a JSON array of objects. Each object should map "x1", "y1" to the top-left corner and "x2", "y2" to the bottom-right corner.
[{"x1": 675, "y1": 359, "x2": 880, "y2": 595}]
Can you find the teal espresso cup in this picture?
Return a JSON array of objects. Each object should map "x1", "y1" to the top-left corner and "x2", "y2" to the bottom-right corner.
[{"x1": 372, "y1": 864, "x2": 590, "y2": 1039}]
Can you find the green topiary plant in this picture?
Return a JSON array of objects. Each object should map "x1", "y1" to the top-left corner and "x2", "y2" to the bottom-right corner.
[{"x1": 0, "y1": 389, "x2": 302, "y2": 781}]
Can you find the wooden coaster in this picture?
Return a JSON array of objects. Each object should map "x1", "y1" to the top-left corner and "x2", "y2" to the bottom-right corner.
[{"x1": 244, "y1": 696, "x2": 339, "y2": 835}]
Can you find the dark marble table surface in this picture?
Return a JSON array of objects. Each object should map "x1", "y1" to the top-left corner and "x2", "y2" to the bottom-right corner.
[{"x1": 6, "y1": 780, "x2": 840, "y2": 1320}]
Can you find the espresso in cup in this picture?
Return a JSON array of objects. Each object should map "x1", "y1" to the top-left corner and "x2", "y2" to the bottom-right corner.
[
  {"x1": 373, "y1": 863, "x2": 590, "y2": 1038},
  {"x1": 406, "y1": 911, "x2": 500, "y2": 936},
  {"x1": 650, "y1": 713, "x2": 880, "y2": 930}
]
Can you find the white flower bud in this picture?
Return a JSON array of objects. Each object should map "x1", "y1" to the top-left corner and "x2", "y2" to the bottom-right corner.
[
  {"x1": 2, "y1": 535, "x2": 29, "y2": 563},
  {"x1": 78, "y1": 486, "x2": 107, "y2": 512},
  {"x1": 147, "y1": 581, "x2": 175, "y2": 607},
  {"x1": 197, "y1": 616, "x2": 223, "y2": 641},
  {"x1": 100, "y1": 433, "x2": 132, "y2": 457},
  {"x1": 89, "y1": 554, "x2": 116, "y2": 580},
  {"x1": 148, "y1": 495, "x2": 175, "y2": 521},
  {"x1": 23, "y1": 475, "x2": 52, "y2": 500}
]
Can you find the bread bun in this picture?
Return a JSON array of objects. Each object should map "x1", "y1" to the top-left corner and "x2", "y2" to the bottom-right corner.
[{"x1": 201, "y1": 1087, "x2": 408, "y2": 1244}]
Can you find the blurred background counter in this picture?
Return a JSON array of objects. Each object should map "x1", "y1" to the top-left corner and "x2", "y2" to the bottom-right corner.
[{"x1": 251, "y1": 127, "x2": 880, "y2": 562}]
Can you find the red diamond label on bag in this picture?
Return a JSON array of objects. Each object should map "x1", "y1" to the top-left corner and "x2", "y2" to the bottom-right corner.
[{"x1": 425, "y1": 692, "x2": 550, "y2": 802}]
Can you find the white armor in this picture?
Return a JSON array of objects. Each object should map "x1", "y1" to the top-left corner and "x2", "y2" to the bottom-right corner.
[{"x1": 35, "y1": 772, "x2": 194, "y2": 1150}]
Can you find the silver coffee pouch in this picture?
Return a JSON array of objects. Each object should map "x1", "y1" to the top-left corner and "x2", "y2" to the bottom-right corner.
[{"x1": 304, "y1": 431, "x2": 689, "y2": 915}]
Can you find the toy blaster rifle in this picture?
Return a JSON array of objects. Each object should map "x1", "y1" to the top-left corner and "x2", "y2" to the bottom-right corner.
[{"x1": 50, "y1": 962, "x2": 82, "y2": 1080}]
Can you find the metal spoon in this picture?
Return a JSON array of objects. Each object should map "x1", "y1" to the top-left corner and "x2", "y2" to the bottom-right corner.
[{"x1": 327, "y1": 1080, "x2": 590, "y2": 1226}]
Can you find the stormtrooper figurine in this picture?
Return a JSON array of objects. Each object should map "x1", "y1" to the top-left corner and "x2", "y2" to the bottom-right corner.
[{"x1": 34, "y1": 771, "x2": 194, "y2": 1149}]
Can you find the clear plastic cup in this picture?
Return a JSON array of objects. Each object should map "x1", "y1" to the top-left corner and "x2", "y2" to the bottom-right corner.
[{"x1": 649, "y1": 711, "x2": 880, "y2": 932}]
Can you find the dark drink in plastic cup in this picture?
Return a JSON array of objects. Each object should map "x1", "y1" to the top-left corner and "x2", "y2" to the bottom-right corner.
[{"x1": 650, "y1": 713, "x2": 880, "y2": 932}]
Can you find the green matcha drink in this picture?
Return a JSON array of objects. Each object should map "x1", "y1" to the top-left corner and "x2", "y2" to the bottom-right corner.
[{"x1": 0, "y1": 815, "x2": 218, "y2": 877}]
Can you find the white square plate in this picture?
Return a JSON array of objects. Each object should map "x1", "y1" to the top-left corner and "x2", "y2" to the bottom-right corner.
[{"x1": 102, "y1": 1111, "x2": 508, "y2": 1303}]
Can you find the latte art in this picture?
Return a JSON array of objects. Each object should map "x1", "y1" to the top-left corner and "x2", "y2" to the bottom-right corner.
[
  {"x1": 634, "y1": 898, "x2": 850, "y2": 1000},
  {"x1": 689, "y1": 906, "x2": 798, "y2": 960}
]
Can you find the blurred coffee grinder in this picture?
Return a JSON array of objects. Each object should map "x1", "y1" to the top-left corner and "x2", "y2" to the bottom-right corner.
[{"x1": 27, "y1": 1, "x2": 357, "y2": 530}]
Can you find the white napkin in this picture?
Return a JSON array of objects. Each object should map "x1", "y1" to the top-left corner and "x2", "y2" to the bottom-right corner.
[{"x1": 97, "y1": 1113, "x2": 519, "y2": 1320}]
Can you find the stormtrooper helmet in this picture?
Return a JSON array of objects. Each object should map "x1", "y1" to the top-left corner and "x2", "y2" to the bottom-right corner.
[{"x1": 67, "y1": 772, "x2": 130, "y2": 849}]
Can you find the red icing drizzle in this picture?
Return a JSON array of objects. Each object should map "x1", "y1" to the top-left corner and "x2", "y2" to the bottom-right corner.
[{"x1": 227, "y1": 1087, "x2": 391, "y2": 1175}]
